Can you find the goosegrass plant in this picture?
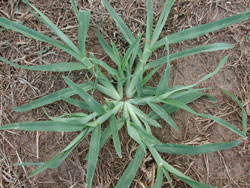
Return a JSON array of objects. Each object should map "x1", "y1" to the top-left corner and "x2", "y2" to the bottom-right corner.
[{"x1": 0, "y1": 0, "x2": 249, "y2": 187}]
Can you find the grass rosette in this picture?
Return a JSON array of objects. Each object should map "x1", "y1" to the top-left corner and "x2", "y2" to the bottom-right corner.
[{"x1": 0, "y1": 0, "x2": 249, "y2": 187}]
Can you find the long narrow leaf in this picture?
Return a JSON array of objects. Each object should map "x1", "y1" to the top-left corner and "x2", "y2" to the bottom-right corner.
[
  {"x1": 90, "y1": 58, "x2": 118, "y2": 76},
  {"x1": 162, "y1": 161, "x2": 215, "y2": 188},
  {"x1": 129, "y1": 104, "x2": 162, "y2": 128},
  {"x1": 23, "y1": 0, "x2": 80, "y2": 54},
  {"x1": 95, "y1": 77, "x2": 121, "y2": 100},
  {"x1": 159, "y1": 55, "x2": 229, "y2": 99},
  {"x1": 29, "y1": 129, "x2": 89, "y2": 177},
  {"x1": 149, "y1": 91, "x2": 204, "y2": 119},
  {"x1": 155, "y1": 140, "x2": 241, "y2": 155},
  {"x1": 97, "y1": 30, "x2": 117, "y2": 63},
  {"x1": 62, "y1": 97, "x2": 92, "y2": 112},
  {"x1": 162, "y1": 168, "x2": 173, "y2": 188},
  {"x1": 145, "y1": 0, "x2": 153, "y2": 43},
  {"x1": 156, "y1": 37, "x2": 171, "y2": 95},
  {"x1": 142, "y1": 66, "x2": 161, "y2": 84},
  {"x1": 13, "y1": 82, "x2": 93, "y2": 112},
  {"x1": 78, "y1": 11, "x2": 91, "y2": 56},
  {"x1": 127, "y1": 121, "x2": 145, "y2": 149},
  {"x1": 102, "y1": 0, "x2": 135, "y2": 44},
  {"x1": 126, "y1": 63, "x2": 144, "y2": 98},
  {"x1": 84, "y1": 119, "x2": 125, "y2": 160},
  {"x1": 63, "y1": 76, "x2": 105, "y2": 115},
  {"x1": 111, "y1": 40, "x2": 122, "y2": 66},
  {"x1": 115, "y1": 146, "x2": 145, "y2": 188},
  {"x1": 148, "y1": 102, "x2": 178, "y2": 130},
  {"x1": 44, "y1": 112, "x2": 95, "y2": 125},
  {"x1": 0, "y1": 17, "x2": 81, "y2": 60},
  {"x1": 150, "y1": 0, "x2": 175, "y2": 47},
  {"x1": 222, "y1": 89, "x2": 247, "y2": 134},
  {"x1": 0, "y1": 57, "x2": 85, "y2": 72},
  {"x1": 0, "y1": 121, "x2": 85, "y2": 132},
  {"x1": 96, "y1": 84, "x2": 121, "y2": 100},
  {"x1": 86, "y1": 126, "x2": 101, "y2": 188},
  {"x1": 162, "y1": 99, "x2": 246, "y2": 138},
  {"x1": 131, "y1": 123, "x2": 161, "y2": 145},
  {"x1": 149, "y1": 146, "x2": 215, "y2": 188},
  {"x1": 16, "y1": 162, "x2": 45, "y2": 167},
  {"x1": 121, "y1": 34, "x2": 142, "y2": 70},
  {"x1": 110, "y1": 115, "x2": 122, "y2": 158},
  {"x1": 29, "y1": 152, "x2": 66, "y2": 177},
  {"x1": 51, "y1": 128, "x2": 91, "y2": 168},
  {"x1": 70, "y1": 0, "x2": 79, "y2": 16},
  {"x1": 154, "y1": 11, "x2": 250, "y2": 49},
  {"x1": 146, "y1": 43, "x2": 233, "y2": 70},
  {"x1": 154, "y1": 166, "x2": 164, "y2": 188}
]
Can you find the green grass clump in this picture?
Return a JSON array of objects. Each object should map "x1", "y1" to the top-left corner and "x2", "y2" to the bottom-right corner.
[{"x1": 0, "y1": 0, "x2": 249, "y2": 187}]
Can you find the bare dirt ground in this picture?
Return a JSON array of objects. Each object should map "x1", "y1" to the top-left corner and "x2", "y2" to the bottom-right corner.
[{"x1": 0, "y1": 0, "x2": 249, "y2": 187}]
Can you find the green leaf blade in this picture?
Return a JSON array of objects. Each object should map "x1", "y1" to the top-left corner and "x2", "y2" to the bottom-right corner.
[
  {"x1": 110, "y1": 115, "x2": 122, "y2": 158},
  {"x1": 0, "y1": 17, "x2": 81, "y2": 58},
  {"x1": 0, "y1": 57, "x2": 85, "y2": 72},
  {"x1": 156, "y1": 37, "x2": 171, "y2": 95},
  {"x1": 162, "y1": 99, "x2": 246, "y2": 138},
  {"x1": 222, "y1": 89, "x2": 247, "y2": 134},
  {"x1": 62, "y1": 97, "x2": 93, "y2": 112},
  {"x1": 23, "y1": 0, "x2": 80, "y2": 54},
  {"x1": 148, "y1": 102, "x2": 178, "y2": 130},
  {"x1": 63, "y1": 76, "x2": 105, "y2": 115},
  {"x1": 86, "y1": 125, "x2": 101, "y2": 188},
  {"x1": 102, "y1": 0, "x2": 135, "y2": 44},
  {"x1": 115, "y1": 146, "x2": 145, "y2": 188},
  {"x1": 146, "y1": 43, "x2": 233, "y2": 70},
  {"x1": 78, "y1": 11, "x2": 91, "y2": 56},
  {"x1": 150, "y1": 0, "x2": 175, "y2": 47},
  {"x1": 97, "y1": 30, "x2": 117, "y2": 63},
  {"x1": 0, "y1": 121, "x2": 85, "y2": 132},
  {"x1": 146, "y1": 0, "x2": 153, "y2": 42},
  {"x1": 154, "y1": 166, "x2": 164, "y2": 188},
  {"x1": 156, "y1": 140, "x2": 241, "y2": 155},
  {"x1": 29, "y1": 129, "x2": 89, "y2": 177},
  {"x1": 70, "y1": 0, "x2": 79, "y2": 16},
  {"x1": 154, "y1": 11, "x2": 250, "y2": 49},
  {"x1": 159, "y1": 55, "x2": 229, "y2": 99},
  {"x1": 13, "y1": 82, "x2": 93, "y2": 112}
]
